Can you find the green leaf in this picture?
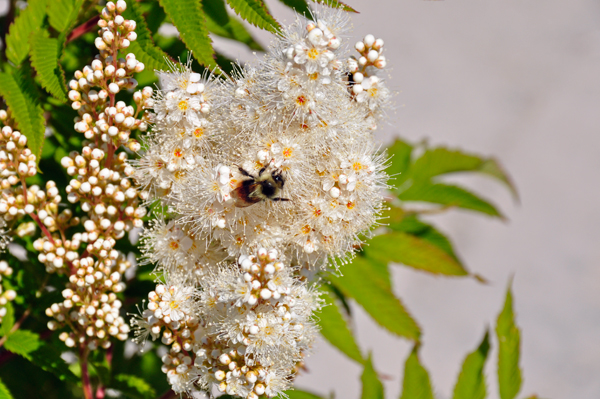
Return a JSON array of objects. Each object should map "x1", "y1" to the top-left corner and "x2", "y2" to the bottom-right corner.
[
  {"x1": 400, "y1": 346, "x2": 435, "y2": 399},
  {"x1": 29, "y1": 30, "x2": 68, "y2": 102},
  {"x1": 363, "y1": 256, "x2": 392, "y2": 289},
  {"x1": 387, "y1": 138, "x2": 414, "y2": 182},
  {"x1": 317, "y1": 287, "x2": 364, "y2": 363},
  {"x1": 328, "y1": 257, "x2": 420, "y2": 341},
  {"x1": 205, "y1": 14, "x2": 265, "y2": 51},
  {"x1": 226, "y1": 0, "x2": 281, "y2": 33},
  {"x1": 411, "y1": 147, "x2": 517, "y2": 199},
  {"x1": 361, "y1": 354, "x2": 384, "y2": 399},
  {"x1": 4, "y1": 330, "x2": 41, "y2": 358},
  {"x1": 308, "y1": 0, "x2": 357, "y2": 12},
  {"x1": 496, "y1": 284, "x2": 522, "y2": 399},
  {"x1": 202, "y1": 0, "x2": 230, "y2": 25},
  {"x1": 0, "y1": 378, "x2": 14, "y2": 399},
  {"x1": 278, "y1": 0, "x2": 312, "y2": 16},
  {"x1": 112, "y1": 374, "x2": 156, "y2": 399},
  {"x1": 47, "y1": 0, "x2": 83, "y2": 32},
  {"x1": 0, "y1": 302, "x2": 15, "y2": 337},
  {"x1": 365, "y1": 231, "x2": 468, "y2": 277},
  {"x1": 283, "y1": 390, "x2": 325, "y2": 399},
  {"x1": 0, "y1": 70, "x2": 45, "y2": 160},
  {"x1": 159, "y1": 0, "x2": 217, "y2": 69},
  {"x1": 28, "y1": 341, "x2": 79, "y2": 382},
  {"x1": 122, "y1": 1, "x2": 174, "y2": 71},
  {"x1": 399, "y1": 183, "x2": 503, "y2": 218},
  {"x1": 5, "y1": 0, "x2": 49, "y2": 65},
  {"x1": 386, "y1": 212, "x2": 459, "y2": 260},
  {"x1": 452, "y1": 330, "x2": 490, "y2": 399}
]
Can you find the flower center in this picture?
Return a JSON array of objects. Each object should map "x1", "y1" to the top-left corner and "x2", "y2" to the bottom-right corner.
[
  {"x1": 178, "y1": 100, "x2": 188, "y2": 111},
  {"x1": 174, "y1": 148, "x2": 183, "y2": 158},
  {"x1": 307, "y1": 48, "x2": 319, "y2": 60},
  {"x1": 301, "y1": 225, "x2": 311, "y2": 234},
  {"x1": 170, "y1": 301, "x2": 179, "y2": 309},
  {"x1": 194, "y1": 127, "x2": 204, "y2": 138},
  {"x1": 296, "y1": 95, "x2": 307, "y2": 106},
  {"x1": 283, "y1": 147, "x2": 293, "y2": 158},
  {"x1": 346, "y1": 201, "x2": 355, "y2": 209},
  {"x1": 169, "y1": 241, "x2": 179, "y2": 250},
  {"x1": 352, "y1": 162, "x2": 363, "y2": 171}
]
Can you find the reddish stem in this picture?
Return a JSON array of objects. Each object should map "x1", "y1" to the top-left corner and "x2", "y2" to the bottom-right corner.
[
  {"x1": 80, "y1": 345, "x2": 94, "y2": 399},
  {"x1": 94, "y1": 345, "x2": 113, "y2": 399},
  {"x1": 67, "y1": 16, "x2": 101, "y2": 44}
]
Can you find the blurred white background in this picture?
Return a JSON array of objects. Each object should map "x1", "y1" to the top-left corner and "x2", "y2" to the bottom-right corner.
[{"x1": 212, "y1": 0, "x2": 600, "y2": 398}]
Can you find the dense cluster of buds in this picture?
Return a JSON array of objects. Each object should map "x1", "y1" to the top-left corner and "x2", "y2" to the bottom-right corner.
[
  {"x1": 42, "y1": 0, "x2": 149, "y2": 351},
  {"x1": 0, "y1": 261, "x2": 15, "y2": 323},
  {"x1": 132, "y1": 5, "x2": 391, "y2": 398},
  {"x1": 0, "y1": 0, "x2": 148, "y2": 355}
]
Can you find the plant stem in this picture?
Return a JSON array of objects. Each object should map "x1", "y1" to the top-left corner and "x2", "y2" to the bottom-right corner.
[
  {"x1": 94, "y1": 345, "x2": 113, "y2": 399},
  {"x1": 80, "y1": 344, "x2": 94, "y2": 399}
]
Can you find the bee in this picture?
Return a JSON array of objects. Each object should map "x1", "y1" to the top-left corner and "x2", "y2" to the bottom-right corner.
[{"x1": 232, "y1": 165, "x2": 290, "y2": 208}]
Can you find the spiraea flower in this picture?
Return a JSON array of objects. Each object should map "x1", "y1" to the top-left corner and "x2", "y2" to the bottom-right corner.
[{"x1": 132, "y1": 5, "x2": 391, "y2": 398}]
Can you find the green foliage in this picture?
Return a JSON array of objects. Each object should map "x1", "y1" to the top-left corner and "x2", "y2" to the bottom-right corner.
[
  {"x1": 5, "y1": 0, "x2": 48, "y2": 65},
  {"x1": 317, "y1": 287, "x2": 364, "y2": 363},
  {"x1": 309, "y1": 0, "x2": 357, "y2": 12},
  {"x1": 0, "y1": 303, "x2": 15, "y2": 336},
  {"x1": 388, "y1": 138, "x2": 515, "y2": 218},
  {"x1": 47, "y1": 0, "x2": 83, "y2": 33},
  {"x1": 158, "y1": 0, "x2": 217, "y2": 69},
  {"x1": 400, "y1": 346, "x2": 435, "y2": 399},
  {"x1": 361, "y1": 354, "x2": 385, "y2": 399},
  {"x1": 202, "y1": 0, "x2": 264, "y2": 51},
  {"x1": 0, "y1": 69, "x2": 45, "y2": 159},
  {"x1": 365, "y1": 231, "x2": 468, "y2": 276},
  {"x1": 226, "y1": 0, "x2": 281, "y2": 33},
  {"x1": 3, "y1": 330, "x2": 42, "y2": 357},
  {"x1": 27, "y1": 341, "x2": 79, "y2": 382},
  {"x1": 284, "y1": 390, "x2": 326, "y2": 399},
  {"x1": 496, "y1": 284, "x2": 522, "y2": 399},
  {"x1": 328, "y1": 257, "x2": 421, "y2": 341},
  {"x1": 278, "y1": 0, "x2": 312, "y2": 16},
  {"x1": 452, "y1": 331, "x2": 490, "y2": 399},
  {"x1": 0, "y1": 378, "x2": 14, "y2": 399},
  {"x1": 112, "y1": 374, "x2": 156, "y2": 399},
  {"x1": 29, "y1": 30, "x2": 68, "y2": 102},
  {"x1": 122, "y1": 1, "x2": 174, "y2": 71}
]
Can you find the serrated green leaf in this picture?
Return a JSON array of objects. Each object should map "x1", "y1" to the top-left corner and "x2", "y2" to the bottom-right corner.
[
  {"x1": 411, "y1": 147, "x2": 517, "y2": 199},
  {"x1": 29, "y1": 30, "x2": 68, "y2": 102},
  {"x1": 365, "y1": 231, "x2": 467, "y2": 277},
  {"x1": 361, "y1": 354, "x2": 384, "y2": 399},
  {"x1": 227, "y1": 0, "x2": 281, "y2": 33},
  {"x1": 4, "y1": 330, "x2": 41, "y2": 358},
  {"x1": 0, "y1": 70, "x2": 45, "y2": 160},
  {"x1": 159, "y1": 0, "x2": 217, "y2": 69},
  {"x1": 452, "y1": 330, "x2": 490, "y2": 399},
  {"x1": 283, "y1": 390, "x2": 325, "y2": 399},
  {"x1": 0, "y1": 378, "x2": 14, "y2": 399},
  {"x1": 400, "y1": 346, "x2": 435, "y2": 399},
  {"x1": 329, "y1": 257, "x2": 420, "y2": 341},
  {"x1": 399, "y1": 183, "x2": 503, "y2": 218},
  {"x1": 0, "y1": 302, "x2": 15, "y2": 337},
  {"x1": 47, "y1": 0, "x2": 82, "y2": 32},
  {"x1": 5, "y1": 0, "x2": 49, "y2": 65},
  {"x1": 363, "y1": 256, "x2": 392, "y2": 289},
  {"x1": 308, "y1": 0, "x2": 357, "y2": 12},
  {"x1": 278, "y1": 0, "x2": 312, "y2": 16},
  {"x1": 496, "y1": 284, "x2": 522, "y2": 399},
  {"x1": 318, "y1": 287, "x2": 364, "y2": 363},
  {"x1": 122, "y1": 1, "x2": 174, "y2": 71},
  {"x1": 112, "y1": 374, "x2": 156, "y2": 399}
]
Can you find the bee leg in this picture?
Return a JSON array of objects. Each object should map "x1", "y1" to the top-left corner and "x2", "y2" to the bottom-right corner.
[
  {"x1": 272, "y1": 198, "x2": 290, "y2": 202},
  {"x1": 258, "y1": 166, "x2": 267, "y2": 176},
  {"x1": 238, "y1": 166, "x2": 253, "y2": 177}
]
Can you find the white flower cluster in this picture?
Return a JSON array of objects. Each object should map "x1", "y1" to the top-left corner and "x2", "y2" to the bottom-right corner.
[
  {"x1": 133, "y1": 6, "x2": 391, "y2": 398},
  {"x1": 133, "y1": 248, "x2": 319, "y2": 396}
]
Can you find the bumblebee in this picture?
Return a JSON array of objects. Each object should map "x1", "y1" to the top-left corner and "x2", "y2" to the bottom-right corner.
[{"x1": 232, "y1": 166, "x2": 290, "y2": 208}]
